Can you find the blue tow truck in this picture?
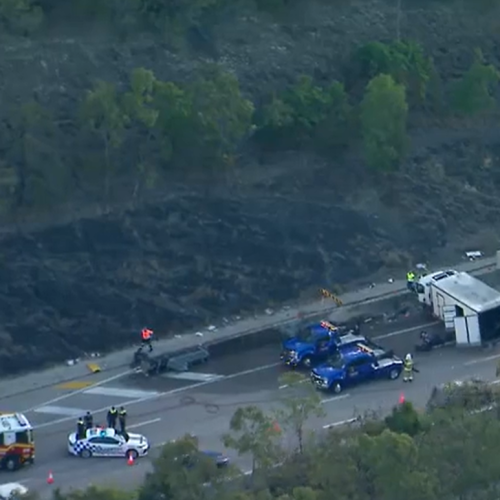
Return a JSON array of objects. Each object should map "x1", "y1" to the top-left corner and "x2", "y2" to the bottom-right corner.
[
  {"x1": 280, "y1": 320, "x2": 365, "y2": 368},
  {"x1": 310, "y1": 341, "x2": 403, "y2": 393}
]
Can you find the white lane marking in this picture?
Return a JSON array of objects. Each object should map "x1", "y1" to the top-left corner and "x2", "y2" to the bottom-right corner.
[
  {"x1": 34, "y1": 406, "x2": 87, "y2": 417},
  {"x1": 373, "y1": 322, "x2": 439, "y2": 340},
  {"x1": 22, "y1": 369, "x2": 134, "y2": 413},
  {"x1": 29, "y1": 321, "x2": 437, "y2": 429},
  {"x1": 323, "y1": 417, "x2": 358, "y2": 429},
  {"x1": 164, "y1": 372, "x2": 224, "y2": 382},
  {"x1": 83, "y1": 387, "x2": 160, "y2": 399},
  {"x1": 127, "y1": 418, "x2": 161, "y2": 430},
  {"x1": 464, "y1": 353, "x2": 500, "y2": 366},
  {"x1": 34, "y1": 361, "x2": 282, "y2": 430},
  {"x1": 279, "y1": 378, "x2": 307, "y2": 390},
  {"x1": 321, "y1": 394, "x2": 350, "y2": 404}
]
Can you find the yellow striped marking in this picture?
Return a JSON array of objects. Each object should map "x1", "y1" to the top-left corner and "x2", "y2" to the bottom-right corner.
[
  {"x1": 87, "y1": 363, "x2": 101, "y2": 373},
  {"x1": 56, "y1": 381, "x2": 94, "y2": 390}
]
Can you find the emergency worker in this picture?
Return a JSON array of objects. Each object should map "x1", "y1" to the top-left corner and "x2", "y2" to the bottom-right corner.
[
  {"x1": 118, "y1": 407, "x2": 127, "y2": 434},
  {"x1": 83, "y1": 411, "x2": 93, "y2": 430},
  {"x1": 403, "y1": 353, "x2": 414, "y2": 382},
  {"x1": 406, "y1": 271, "x2": 416, "y2": 291},
  {"x1": 141, "y1": 327, "x2": 154, "y2": 352},
  {"x1": 76, "y1": 417, "x2": 85, "y2": 440},
  {"x1": 107, "y1": 406, "x2": 118, "y2": 429}
]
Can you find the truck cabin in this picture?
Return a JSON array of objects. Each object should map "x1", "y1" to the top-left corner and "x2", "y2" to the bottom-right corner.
[
  {"x1": 293, "y1": 321, "x2": 338, "y2": 344},
  {"x1": 0, "y1": 413, "x2": 34, "y2": 470},
  {"x1": 415, "y1": 270, "x2": 458, "y2": 305},
  {"x1": 327, "y1": 342, "x2": 391, "y2": 368},
  {"x1": 432, "y1": 273, "x2": 500, "y2": 346}
]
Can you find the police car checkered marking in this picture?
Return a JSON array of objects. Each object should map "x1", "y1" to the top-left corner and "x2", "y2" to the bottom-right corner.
[{"x1": 72, "y1": 440, "x2": 105, "y2": 455}]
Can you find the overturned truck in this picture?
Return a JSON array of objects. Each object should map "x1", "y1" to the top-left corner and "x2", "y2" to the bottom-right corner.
[{"x1": 131, "y1": 345, "x2": 210, "y2": 377}]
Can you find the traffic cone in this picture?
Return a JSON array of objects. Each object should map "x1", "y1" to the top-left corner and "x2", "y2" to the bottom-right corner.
[
  {"x1": 399, "y1": 393, "x2": 405, "y2": 404},
  {"x1": 47, "y1": 471, "x2": 54, "y2": 484},
  {"x1": 127, "y1": 453, "x2": 135, "y2": 466}
]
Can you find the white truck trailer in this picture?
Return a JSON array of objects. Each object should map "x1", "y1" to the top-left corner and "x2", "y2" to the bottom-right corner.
[{"x1": 428, "y1": 272, "x2": 500, "y2": 346}]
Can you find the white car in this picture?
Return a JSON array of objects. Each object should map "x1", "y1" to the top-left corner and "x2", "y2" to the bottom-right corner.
[
  {"x1": 0, "y1": 483, "x2": 28, "y2": 500},
  {"x1": 67, "y1": 427, "x2": 150, "y2": 459}
]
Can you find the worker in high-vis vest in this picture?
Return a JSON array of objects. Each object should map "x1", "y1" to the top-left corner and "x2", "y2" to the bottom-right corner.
[
  {"x1": 403, "y1": 353, "x2": 414, "y2": 382},
  {"x1": 406, "y1": 271, "x2": 416, "y2": 291},
  {"x1": 141, "y1": 327, "x2": 154, "y2": 352}
]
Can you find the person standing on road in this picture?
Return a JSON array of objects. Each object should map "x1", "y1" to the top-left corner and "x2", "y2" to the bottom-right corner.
[
  {"x1": 406, "y1": 271, "x2": 416, "y2": 291},
  {"x1": 118, "y1": 407, "x2": 127, "y2": 434},
  {"x1": 107, "y1": 406, "x2": 118, "y2": 429},
  {"x1": 141, "y1": 327, "x2": 154, "y2": 353},
  {"x1": 403, "y1": 353, "x2": 414, "y2": 382},
  {"x1": 76, "y1": 417, "x2": 85, "y2": 440},
  {"x1": 83, "y1": 411, "x2": 93, "y2": 430}
]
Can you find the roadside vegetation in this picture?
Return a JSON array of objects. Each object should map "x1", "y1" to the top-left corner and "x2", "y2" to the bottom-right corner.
[
  {"x1": 25, "y1": 373, "x2": 500, "y2": 500},
  {"x1": 1, "y1": 37, "x2": 498, "y2": 217}
]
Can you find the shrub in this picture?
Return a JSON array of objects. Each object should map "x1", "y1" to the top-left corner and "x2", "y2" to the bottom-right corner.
[
  {"x1": 450, "y1": 49, "x2": 500, "y2": 116},
  {"x1": 360, "y1": 74, "x2": 408, "y2": 172}
]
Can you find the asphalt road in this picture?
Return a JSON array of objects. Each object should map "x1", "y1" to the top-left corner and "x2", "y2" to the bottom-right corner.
[{"x1": 4, "y1": 307, "x2": 500, "y2": 498}]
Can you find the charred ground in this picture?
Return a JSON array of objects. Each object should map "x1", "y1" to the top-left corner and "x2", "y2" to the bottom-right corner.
[{"x1": 0, "y1": 0, "x2": 500, "y2": 372}]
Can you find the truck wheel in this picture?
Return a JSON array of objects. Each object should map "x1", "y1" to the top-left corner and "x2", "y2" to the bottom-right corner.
[
  {"x1": 4, "y1": 456, "x2": 19, "y2": 471},
  {"x1": 127, "y1": 450, "x2": 139, "y2": 460},
  {"x1": 301, "y1": 356, "x2": 313, "y2": 369},
  {"x1": 389, "y1": 368, "x2": 401, "y2": 380},
  {"x1": 80, "y1": 449, "x2": 92, "y2": 459},
  {"x1": 332, "y1": 382, "x2": 342, "y2": 394}
]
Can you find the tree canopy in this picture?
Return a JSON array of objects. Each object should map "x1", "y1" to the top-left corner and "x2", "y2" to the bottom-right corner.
[{"x1": 0, "y1": 39, "x2": 495, "y2": 219}]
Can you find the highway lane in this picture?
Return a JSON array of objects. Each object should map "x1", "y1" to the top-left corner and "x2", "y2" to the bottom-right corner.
[{"x1": 6, "y1": 316, "x2": 500, "y2": 497}]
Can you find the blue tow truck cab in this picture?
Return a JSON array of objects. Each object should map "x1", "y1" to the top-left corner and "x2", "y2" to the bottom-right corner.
[
  {"x1": 310, "y1": 342, "x2": 403, "y2": 393},
  {"x1": 280, "y1": 320, "x2": 365, "y2": 368}
]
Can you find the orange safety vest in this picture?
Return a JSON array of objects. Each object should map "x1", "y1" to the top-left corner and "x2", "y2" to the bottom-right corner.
[{"x1": 141, "y1": 329, "x2": 153, "y2": 340}]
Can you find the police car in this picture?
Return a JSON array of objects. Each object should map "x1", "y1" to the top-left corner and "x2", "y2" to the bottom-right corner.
[{"x1": 68, "y1": 427, "x2": 150, "y2": 459}]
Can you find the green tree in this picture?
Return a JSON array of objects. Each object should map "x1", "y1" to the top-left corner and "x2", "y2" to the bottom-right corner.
[
  {"x1": 151, "y1": 79, "x2": 193, "y2": 163},
  {"x1": 223, "y1": 405, "x2": 282, "y2": 478},
  {"x1": 352, "y1": 40, "x2": 433, "y2": 105},
  {"x1": 450, "y1": 50, "x2": 500, "y2": 116},
  {"x1": 258, "y1": 76, "x2": 352, "y2": 150},
  {"x1": 360, "y1": 73, "x2": 408, "y2": 171},
  {"x1": 275, "y1": 372, "x2": 325, "y2": 454},
  {"x1": 139, "y1": 434, "x2": 223, "y2": 500},
  {"x1": 80, "y1": 81, "x2": 128, "y2": 198},
  {"x1": 123, "y1": 68, "x2": 160, "y2": 197},
  {"x1": 52, "y1": 485, "x2": 134, "y2": 500},
  {"x1": 5, "y1": 101, "x2": 69, "y2": 211},
  {"x1": 306, "y1": 429, "x2": 364, "y2": 500},
  {"x1": 0, "y1": 0, "x2": 43, "y2": 35},
  {"x1": 420, "y1": 411, "x2": 500, "y2": 499},
  {"x1": 276, "y1": 486, "x2": 319, "y2": 500},
  {"x1": 187, "y1": 65, "x2": 254, "y2": 167},
  {"x1": 354, "y1": 429, "x2": 439, "y2": 500},
  {"x1": 384, "y1": 401, "x2": 425, "y2": 436}
]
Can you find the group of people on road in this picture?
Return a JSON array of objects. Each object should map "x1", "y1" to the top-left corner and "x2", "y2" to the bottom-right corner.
[
  {"x1": 75, "y1": 327, "x2": 155, "y2": 440},
  {"x1": 75, "y1": 407, "x2": 128, "y2": 440}
]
